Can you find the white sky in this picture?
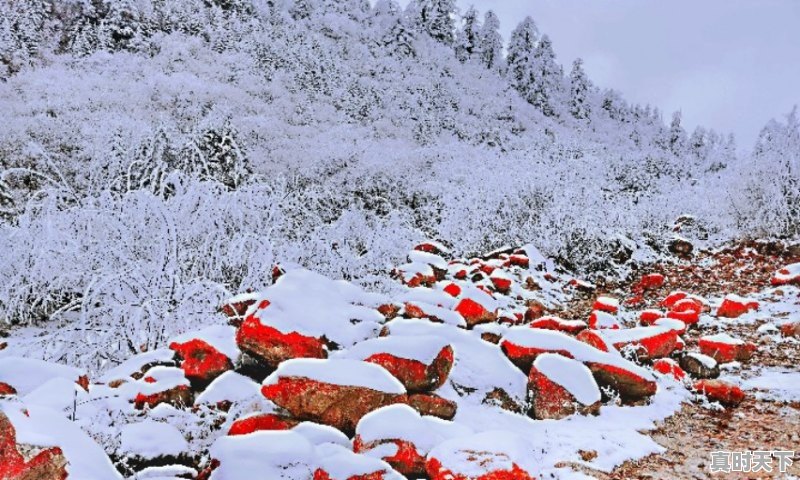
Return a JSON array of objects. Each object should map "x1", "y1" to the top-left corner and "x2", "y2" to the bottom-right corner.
[{"x1": 456, "y1": 0, "x2": 800, "y2": 149}]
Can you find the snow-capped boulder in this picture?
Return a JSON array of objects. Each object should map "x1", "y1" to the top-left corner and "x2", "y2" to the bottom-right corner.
[
  {"x1": 639, "y1": 309, "x2": 664, "y2": 326},
  {"x1": 314, "y1": 442, "x2": 404, "y2": 480},
  {"x1": 453, "y1": 298, "x2": 495, "y2": 329},
  {"x1": 596, "y1": 326, "x2": 678, "y2": 360},
  {"x1": 236, "y1": 315, "x2": 328, "y2": 370},
  {"x1": 261, "y1": 359, "x2": 406, "y2": 434},
  {"x1": 698, "y1": 333, "x2": 756, "y2": 363},
  {"x1": 528, "y1": 316, "x2": 587, "y2": 334},
  {"x1": 634, "y1": 273, "x2": 665, "y2": 292},
  {"x1": 592, "y1": 296, "x2": 619, "y2": 314},
  {"x1": 780, "y1": 321, "x2": 800, "y2": 338},
  {"x1": 588, "y1": 310, "x2": 621, "y2": 330},
  {"x1": 339, "y1": 336, "x2": 454, "y2": 392},
  {"x1": 527, "y1": 354, "x2": 601, "y2": 420},
  {"x1": 219, "y1": 292, "x2": 258, "y2": 324},
  {"x1": 716, "y1": 294, "x2": 759, "y2": 318},
  {"x1": 354, "y1": 405, "x2": 472, "y2": 478},
  {"x1": 228, "y1": 413, "x2": 299, "y2": 436},
  {"x1": 425, "y1": 432, "x2": 535, "y2": 480},
  {"x1": 100, "y1": 349, "x2": 176, "y2": 386},
  {"x1": 0, "y1": 357, "x2": 87, "y2": 396},
  {"x1": 679, "y1": 353, "x2": 719, "y2": 379},
  {"x1": 771, "y1": 262, "x2": 800, "y2": 286},
  {"x1": 413, "y1": 241, "x2": 449, "y2": 256},
  {"x1": 120, "y1": 420, "x2": 189, "y2": 469},
  {"x1": 194, "y1": 371, "x2": 261, "y2": 409},
  {"x1": 400, "y1": 393, "x2": 457, "y2": 421},
  {"x1": 207, "y1": 431, "x2": 314, "y2": 480},
  {"x1": 0, "y1": 411, "x2": 67, "y2": 480},
  {"x1": 694, "y1": 379, "x2": 745, "y2": 407},
  {"x1": 402, "y1": 301, "x2": 466, "y2": 327},
  {"x1": 169, "y1": 325, "x2": 238, "y2": 387},
  {"x1": 128, "y1": 366, "x2": 193, "y2": 410},
  {"x1": 652, "y1": 358, "x2": 686, "y2": 381},
  {"x1": 489, "y1": 269, "x2": 513, "y2": 293}
]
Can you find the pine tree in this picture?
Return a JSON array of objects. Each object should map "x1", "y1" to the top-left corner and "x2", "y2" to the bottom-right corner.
[
  {"x1": 373, "y1": 0, "x2": 415, "y2": 56},
  {"x1": 506, "y1": 17, "x2": 538, "y2": 97},
  {"x1": 454, "y1": 6, "x2": 480, "y2": 62},
  {"x1": 410, "y1": 0, "x2": 456, "y2": 45},
  {"x1": 569, "y1": 58, "x2": 591, "y2": 120},
  {"x1": 529, "y1": 35, "x2": 563, "y2": 117},
  {"x1": 98, "y1": 0, "x2": 146, "y2": 52},
  {"x1": 478, "y1": 10, "x2": 503, "y2": 72},
  {"x1": 669, "y1": 111, "x2": 687, "y2": 155}
]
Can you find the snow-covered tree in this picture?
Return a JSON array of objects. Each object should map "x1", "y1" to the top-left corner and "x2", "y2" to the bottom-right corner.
[
  {"x1": 409, "y1": 0, "x2": 456, "y2": 45},
  {"x1": 454, "y1": 6, "x2": 480, "y2": 62},
  {"x1": 669, "y1": 111, "x2": 687, "y2": 155},
  {"x1": 529, "y1": 35, "x2": 563, "y2": 117},
  {"x1": 506, "y1": 17, "x2": 539, "y2": 97},
  {"x1": 478, "y1": 10, "x2": 503, "y2": 72},
  {"x1": 569, "y1": 58, "x2": 591, "y2": 120},
  {"x1": 372, "y1": 0, "x2": 416, "y2": 56},
  {"x1": 98, "y1": 0, "x2": 147, "y2": 52}
]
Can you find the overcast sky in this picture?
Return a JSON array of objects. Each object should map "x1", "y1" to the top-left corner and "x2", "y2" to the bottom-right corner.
[{"x1": 456, "y1": 0, "x2": 800, "y2": 149}]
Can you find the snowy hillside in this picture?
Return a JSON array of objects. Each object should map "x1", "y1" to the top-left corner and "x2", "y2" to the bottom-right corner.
[{"x1": 1, "y1": 0, "x2": 799, "y2": 478}]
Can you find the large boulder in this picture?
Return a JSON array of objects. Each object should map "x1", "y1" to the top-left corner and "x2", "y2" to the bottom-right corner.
[
  {"x1": 592, "y1": 296, "x2": 619, "y2": 314},
  {"x1": 228, "y1": 413, "x2": 299, "y2": 436},
  {"x1": 588, "y1": 310, "x2": 621, "y2": 330},
  {"x1": 652, "y1": 358, "x2": 686, "y2": 381},
  {"x1": 129, "y1": 366, "x2": 193, "y2": 410},
  {"x1": 261, "y1": 359, "x2": 406, "y2": 435},
  {"x1": 170, "y1": 336, "x2": 234, "y2": 388},
  {"x1": 341, "y1": 336, "x2": 453, "y2": 392},
  {"x1": 425, "y1": 432, "x2": 535, "y2": 480},
  {"x1": 354, "y1": 405, "x2": 471, "y2": 478},
  {"x1": 679, "y1": 353, "x2": 719, "y2": 379},
  {"x1": 596, "y1": 326, "x2": 678, "y2": 360},
  {"x1": 529, "y1": 316, "x2": 587, "y2": 334},
  {"x1": 119, "y1": 420, "x2": 190, "y2": 472},
  {"x1": 527, "y1": 354, "x2": 601, "y2": 420},
  {"x1": 716, "y1": 294, "x2": 759, "y2": 319},
  {"x1": 0, "y1": 412, "x2": 68, "y2": 480},
  {"x1": 236, "y1": 316, "x2": 327, "y2": 369},
  {"x1": 694, "y1": 379, "x2": 745, "y2": 407},
  {"x1": 698, "y1": 333, "x2": 756, "y2": 363},
  {"x1": 313, "y1": 443, "x2": 403, "y2": 480}
]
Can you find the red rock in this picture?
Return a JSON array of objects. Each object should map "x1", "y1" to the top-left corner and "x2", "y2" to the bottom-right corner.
[
  {"x1": 354, "y1": 436, "x2": 426, "y2": 478},
  {"x1": 170, "y1": 339, "x2": 233, "y2": 387},
  {"x1": 220, "y1": 298, "x2": 256, "y2": 322},
  {"x1": 585, "y1": 362, "x2": 657, "y2": 403},
  {"x1": 661, "y1": 291, "x2": 689, "y2": 309},
  {"x1": 780, "y1": 322, "x2": 800, "y2": 338},
  {"x1": 272, "y1": 265, "x2": 285, "y2": 283},
  {"x1": 490, "y1": 276, "x2": 512, "y2": 293},
  {"x1": 771, "y1": 263, "x2": 800, "y2": 286},
  {"x1": 507, "y1": 254, "x2": 530, "y2": 268},
  {"x1": 634, "y1": 273, "x2": 665, "y2": 292},
  {"x1": 600, "y1": 327, "x2": 678, "y2": 360},
  {"x1": 400, "y1": 393, "x2": 457, "y2": 420},
  {"x1": 228, "y1": 413, "x2": 299, "y2": 436},
  {"x1": 501, "y1": 340, "x2": 575, "y2": 371},
  {"x1": 639, "y1": 309, "x2": 663, "y2": 326},
  {"x1": 694, "y1": 379, "x2": 745, "y2": 406},
  {"x1": 588, "y1": 311, "x2": 620, "y2": 330},
  {"x1": 527, "y1": 364, "x2": 600, "y2": 420},
  {"x1": 698, "y1": 335, "x2": 757, "y2": 363},
  {"x1": 426, "y1": 457, "x2": 534, "y2": 480},
  {"x1": 666, "y1": 310, "x2": 699, "y2": 325},
  {"x1": 652, "y1": 358, "x2": 685, "y2": 380},
  {"x1": 442, "y1": 283, "x2": 462, "y2": 297},
  {"x1": 0, "y1": 383, "x2": 16, "y2": 396},
  {"x1": 403, "y1": 272, "x2": 437, "y2": 288},
  {"x1": 0, "y1": 413, "x2": 67, "y2": 480},
  {"x1": 454, "y1": 298, "x2": 495, "y2": 328},
  {"x1": 313, "y1": 468, "x2": 393, "y2": 480},
  {"x1": 414, "y1": 242, "x2": 447, "y2": 256},
  {"x1": 236, "y1": 316, "x2": 327, "y2": 368},
  {"x1": 671, "y1": 298, "x2": 703, "y2": 314},
  {"x1": 716, "y1": 295, "x2": 759, "y2": 318},
  {"x1": 575, "y1": 330, "x2": 610, "y2": 352},
  {"x1": 523, "y1": 302, "x2": 546, "y2": 322},
  {"x1": 262, "y1": 378, "x2": 401, "y2": 435},
  {"x1": 377, "y1": 304, "x2": 400, "y2": 320},
  {"x1": 364, "y1": 346, "x2": 454, "y2": 393},
  {"x1": 529, "y1": 316, "x2": 587, "y2": 334},
  {"x1": 592, "y1": 296, "x2": 619, "y2": 314},
  {"x1": 134, "y1": 385, "x2": 193, "y2": 410},
  {"x1": 568, "y1": 278, "x2": 595, "y2": 292},
  {"x1": 624, "y1": 295, "x2": 644, "y2": 307}
]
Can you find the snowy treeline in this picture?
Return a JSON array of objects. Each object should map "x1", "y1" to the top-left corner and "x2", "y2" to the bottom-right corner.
[{"x1": 0, "y1": 0, "x2": 797, "y2": 370}]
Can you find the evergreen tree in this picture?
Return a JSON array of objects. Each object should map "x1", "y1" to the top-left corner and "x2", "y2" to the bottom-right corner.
[
  {"x1": 410, "y1": 0, "x2": 456, "y2": 45},
  {"x1": 669, "y1": 110, "x2": 687, "y2": 155},
  {"x1": 529, "y1": 35, "x2": 563, "y2": 117},
  {"x1": 569, "y1": 58, "x2": 591, "y2": 120},
  {"x1": 478, "y1": 10, "x2": 503, "y2": 72},
  {"x1": 372, "y1": 1, "x2": 416, "y2": 57},
  {"x1": 98, "y1": 0, "x2": 147, "y2": 52},
  {"x1": 506, "y1": 17, "x2": 538, "y2": 97},
  {"x1": 454, "y1": 6, "x2": 480, "y2": 62}
]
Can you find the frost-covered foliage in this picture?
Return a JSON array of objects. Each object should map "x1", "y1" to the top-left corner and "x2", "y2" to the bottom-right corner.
[{"x1": 0, "y1": 0, "x2": 797, "y2": 370}]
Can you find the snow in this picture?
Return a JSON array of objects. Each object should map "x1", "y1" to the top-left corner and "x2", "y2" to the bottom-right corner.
[
  {"x1": 724, "y1": 368, "x2": 800, "y2": 402},
  {"x1": 456, "y1": 283, "x2": 499, "y2": 311},
  {"x1": 2, "y1": 401, "x2": 122, "y2": 480},
  {"x1": 119, "y1": 366, "x2": 189, "y2": 399},
  {"x1": 338, "y1": 335, "x2": 451, "y2": 364},
  {"x1": 194, "y1": 371, "x2": 261, "y2": 405},
  {"x1": 120, "y1": 420, "x2": 188, "y2": 459},
  {"x1": 590, "y1": 310, "x2": 620, "y2": 329},
  {"x1": 400, "y1": 286, "x2": 458, "y2": 309},
  {"x1": 263, "y1": 358, "x2": 406, "y2": 394},
  {"x1": 397, "y1": 262, "x2": 435, "y2": 281},
  {"x1": 357, "y1": 404, "x2": 473, "y2": 453},
  {"x1": 653, "y1": 318, "x2": 686, "y2": 332},
  {"x1": 405, "y1": 300, "x2": 467, "y2": 327},
  {"x1": 132, "y1": 465, "x2": 198, "y2": 480},
  {"x1": 209, "y1": 431, "x2": 314, "y2": 480},
  {"x1": 292, "y1": 422, "x2": 350, "y2": 447},
  {"x1": 701, "y1": 332, "x2": 744, "y2": 345},
  {"x1": 250, "y1": 269, "x2": 386, "y2": 348},
  {"x1": 100, "y1": 349, "x2": 175, "y2": 383},
  {"x1": 0, "y1": 357, "x2": 84, "y2": 396},
  {"x1": 533, "y1": 354, "x2": 601, "y2": 406},
  {"x1": 428, "y1": 431, "x2": 533, "y2": 475},
  {"x1": 408, "y1": 250, "x2": 448, "y2": 270},
  {"x1": 595, "y1": 296, "x2": 620, "y2": 309},
  {"x1": 773, "y1": 262, "x2": 800, "y2": 283},
  {"x1": 597, "y1": 325, "x2": 672, "y2": 344},
  {"x1": 22, "y1": 377, "x2": 88, "y2": 413},
  {"x1": 169, "y1": 324, "x2": 240, "y2": 361},
  {"x1": 315, "y1": 442, "x2": 403, "y2": 479}
]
